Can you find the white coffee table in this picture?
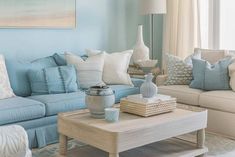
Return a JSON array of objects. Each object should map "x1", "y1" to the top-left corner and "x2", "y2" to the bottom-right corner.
[{"x1": 58, "y1": 105, "x2": 208, "y2": 157}]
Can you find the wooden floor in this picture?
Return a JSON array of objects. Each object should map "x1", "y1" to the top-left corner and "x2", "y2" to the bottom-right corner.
[{"x1": 58, "y1": 138, "x2": 208, "y2": 157}]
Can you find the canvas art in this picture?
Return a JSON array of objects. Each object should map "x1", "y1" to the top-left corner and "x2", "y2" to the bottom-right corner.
[{"x1": 0, "y1": 0, "x2": 76, "y2": 28}]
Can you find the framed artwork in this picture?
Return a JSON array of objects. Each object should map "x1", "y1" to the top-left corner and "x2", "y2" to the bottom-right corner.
[{"x1": 0, "y1": 0, "x2": 76, "y2": 28}]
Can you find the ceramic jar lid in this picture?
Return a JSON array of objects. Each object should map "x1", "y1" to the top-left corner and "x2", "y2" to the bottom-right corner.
[{"x1": 86, "y1": 86, "x2": 114, "y2": 96}]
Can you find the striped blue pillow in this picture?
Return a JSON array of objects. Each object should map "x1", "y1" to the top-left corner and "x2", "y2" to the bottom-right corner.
[{"x1": 28, "y1": 65, "x2": 78, "y2": 95}]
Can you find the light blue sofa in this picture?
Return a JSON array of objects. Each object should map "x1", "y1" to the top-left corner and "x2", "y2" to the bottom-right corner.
[{"x1": 1, "y1": 55, "x2": 143, "y2": 148}]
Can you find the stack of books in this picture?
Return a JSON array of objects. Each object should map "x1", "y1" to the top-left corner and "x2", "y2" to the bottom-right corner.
[
  {"x1": 128, "y1": 65, "x2": 145, "y2": 79},
  {"x1": 120, "y1": 94, "x2": 177, "y2": 117}
]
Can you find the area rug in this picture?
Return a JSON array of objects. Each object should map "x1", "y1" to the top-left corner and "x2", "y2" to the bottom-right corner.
[{"x1": 32, "y1": 133, "x2": 235, "y2": 157}]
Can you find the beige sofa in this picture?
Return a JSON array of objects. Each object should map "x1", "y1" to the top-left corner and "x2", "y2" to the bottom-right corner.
[{"x1": 157, "y1": 48, "x2": 235, "y2": 139}]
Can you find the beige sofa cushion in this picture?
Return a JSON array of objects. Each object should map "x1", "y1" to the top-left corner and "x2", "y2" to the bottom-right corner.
[
  {"x1": 158, "y1": 85, "x2": 203, "y2": 106},
  {"x1": 199, "y1": 91, "x2": 235, "y2": 113},
  {"x1": 194, "y1": 48, "x2": 227, "y2": 64}
]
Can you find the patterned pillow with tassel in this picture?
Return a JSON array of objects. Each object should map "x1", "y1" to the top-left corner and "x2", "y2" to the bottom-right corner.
[{"x1": 165, "y1": 54, "x2": 193, "y2": 85}]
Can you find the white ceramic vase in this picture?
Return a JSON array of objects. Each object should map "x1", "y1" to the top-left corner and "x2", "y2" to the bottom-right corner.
[
  {"x1": 132, "y1": 25, "x2": 150, "y2": 64},
  {"x1": 85, "y1": 86, "x2": 115, "y2": 118}
]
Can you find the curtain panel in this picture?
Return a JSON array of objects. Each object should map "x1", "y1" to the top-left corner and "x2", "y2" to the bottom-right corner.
[{"x1": 162, "y1": 0, "x2": 201, "y2": 61}]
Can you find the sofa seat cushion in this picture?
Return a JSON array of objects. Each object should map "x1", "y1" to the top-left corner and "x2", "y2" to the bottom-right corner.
[
  {"x1": 109, "y1": 85, "x2": 140, "y2": 103},
  {"x1": 158, "y1": 85, "x2": 204, "y2": 106},
  {"x1": 0, "y1": 97, "x2": 45, "y2": 125},
  {"x1": 199, "y1": 91, "x2": 235, "y2": 113},
  {"x1": 28, "y1": 91, "x2": 86, "y2": 116}
]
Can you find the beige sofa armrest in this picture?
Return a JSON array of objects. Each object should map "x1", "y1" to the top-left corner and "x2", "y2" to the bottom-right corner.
[{"x1": 156, "y1": 75, "x2": 168, "y2": 86}]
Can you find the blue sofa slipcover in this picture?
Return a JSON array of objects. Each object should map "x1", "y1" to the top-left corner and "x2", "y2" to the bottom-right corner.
[
  {"x1": 28, "y1": 91, "x2": 86, "y2": 116},
  {"x1": 0, "y1": 97, "x2": 45, "y2": 125},
  {"x1": 1, "y1": 55, "x2": 144, "y2": 148}
]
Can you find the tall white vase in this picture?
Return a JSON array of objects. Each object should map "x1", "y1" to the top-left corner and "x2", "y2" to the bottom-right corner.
[{"x1": 132, "y1": 25, "x2": 150, "y2": 64}]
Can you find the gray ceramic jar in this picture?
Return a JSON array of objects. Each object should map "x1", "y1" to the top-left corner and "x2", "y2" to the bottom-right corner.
[
  {"x1": 85, "y1": 86, "x2": 115, "y2": 118},
  {"x1": 140, "y1": 73, "x2": 158, "y2": 98}
]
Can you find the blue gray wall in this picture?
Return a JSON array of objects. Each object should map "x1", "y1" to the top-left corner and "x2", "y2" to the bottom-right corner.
[{"x1": 0, "y1": 0, "x2": 163, "y2": 62}]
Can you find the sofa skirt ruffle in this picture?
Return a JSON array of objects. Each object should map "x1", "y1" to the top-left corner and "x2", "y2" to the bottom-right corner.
[{"x1": 27, "y1": 124, "x2": 59, "y2": 148}]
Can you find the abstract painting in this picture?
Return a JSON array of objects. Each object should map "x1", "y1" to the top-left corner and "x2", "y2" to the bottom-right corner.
[{"x1": 0, "y1": 0, "x2": 76, "y2": 28}]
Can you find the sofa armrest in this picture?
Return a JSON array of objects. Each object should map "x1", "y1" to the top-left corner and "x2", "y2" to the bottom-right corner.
[{"x1": 156, "y1": 75, "x2": 168, "y2": 86}]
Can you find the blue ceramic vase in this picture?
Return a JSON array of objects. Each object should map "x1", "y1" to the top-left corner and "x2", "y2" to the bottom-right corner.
[{"x1": 140, "y1": 73, "x2": 158, "y2": 98}]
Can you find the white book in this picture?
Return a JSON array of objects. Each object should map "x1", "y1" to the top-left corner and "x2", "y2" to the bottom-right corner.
[{"x1": 126, "y1": 94, "x2": 172, "y2": 104}]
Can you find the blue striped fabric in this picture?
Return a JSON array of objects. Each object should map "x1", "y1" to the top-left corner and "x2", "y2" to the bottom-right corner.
[{"x1": 28, "y1": 65, "x2": 78, "y2": 95}]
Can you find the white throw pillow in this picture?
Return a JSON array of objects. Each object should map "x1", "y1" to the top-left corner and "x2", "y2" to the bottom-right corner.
[
  {"x1": 0, "y1": 55, "x2": 15, "y2": 99},
  {"x1": 65, "y1": 52, "x2": 105, "y2": 89},
  {"x1": 86, "y1": 49, "x2": 103, "y2": 57},
  {"x1": 86, "y1": 49, "x2": 133, "y2": 86}
]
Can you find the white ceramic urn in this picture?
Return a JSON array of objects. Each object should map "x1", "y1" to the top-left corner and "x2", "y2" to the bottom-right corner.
[
  {"x1": 85, "y1": 86, "x2": 115, "y2": 118},
  {"x1": 132, "y1": 25, "x2": 150, "y2": 64}
]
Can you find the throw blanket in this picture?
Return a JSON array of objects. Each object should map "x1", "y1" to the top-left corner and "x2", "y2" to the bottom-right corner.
[{"x1": 0, "y1": 125, "x2": 31, "y2": 157}]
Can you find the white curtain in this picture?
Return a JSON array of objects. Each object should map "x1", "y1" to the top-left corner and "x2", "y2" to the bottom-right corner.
[{"x1": 162, "y1": 0, "x2": 201, "y2": 59}]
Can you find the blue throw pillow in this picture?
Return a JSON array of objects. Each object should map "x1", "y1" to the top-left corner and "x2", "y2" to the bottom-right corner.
[
  {"x1": 5, "y1": 59, "x2": 32, "y2": 97},
  {"x1": 52, "y1": 53, "x2": 89, "y2": 66},
  {"x1": 52, "y1": 53, "x2": 67, "y2": 66},
  {"x1": 5, "y1": 56, "x2": 60, "y2": 97},
  {"x1": 190, "y1": 57, "x2": 232, "y2": 90},
  {"x1": 31, "y1": 56, "x2": 57, "y2": 69},
  {"x1": 28, "y1": 65, "x2": 78, "y2": 95}
]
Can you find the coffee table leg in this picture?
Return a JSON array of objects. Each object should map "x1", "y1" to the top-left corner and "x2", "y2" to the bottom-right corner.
[
  {"x1": 197, "y1": 129, "x2": 205, "y2": 157},
  {"x1": 109, "y1": 153, "x2": 119, "y2": 157},
  {"x1": 59, "y1": 134, "x2": 68, "y2": 156},
  {"x1": 197, "y1": 129, "x2": 205, "y2": 148}
]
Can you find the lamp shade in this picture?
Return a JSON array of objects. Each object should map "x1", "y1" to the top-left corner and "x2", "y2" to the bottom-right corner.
[{"x1": 139, "y1": 0, "x2": 167, "y2": 15}]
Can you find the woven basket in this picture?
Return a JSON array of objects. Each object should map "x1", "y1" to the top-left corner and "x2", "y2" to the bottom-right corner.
[{"x1": 120, "y1": 98, "x2": 177, "y2": 117}]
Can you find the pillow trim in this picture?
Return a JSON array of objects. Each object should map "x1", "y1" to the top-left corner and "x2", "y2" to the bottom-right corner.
[
  {"x1": 58, "y1": 66, "x2": 67, "y2": 93},
  {"x1": 43, "y1": 68, "x2": 50, "y2": 94}
]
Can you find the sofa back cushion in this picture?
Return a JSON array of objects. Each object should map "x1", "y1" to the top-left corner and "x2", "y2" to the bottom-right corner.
[
  {"x1": 28, "y1": 65, "x2": 78, "y2": 95},
  {"x1": 6, "y1": 56, "x2": 58, "y2": 97},
  {"x1": 31, "y1": 56, "x2": 57, "y2": 69},
  {"x1": 194, "y1": 48, "x2": 227, "y2": 64},
  {"x1": 5, "y1": 59, "x2": 32, "y2": 97}
]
